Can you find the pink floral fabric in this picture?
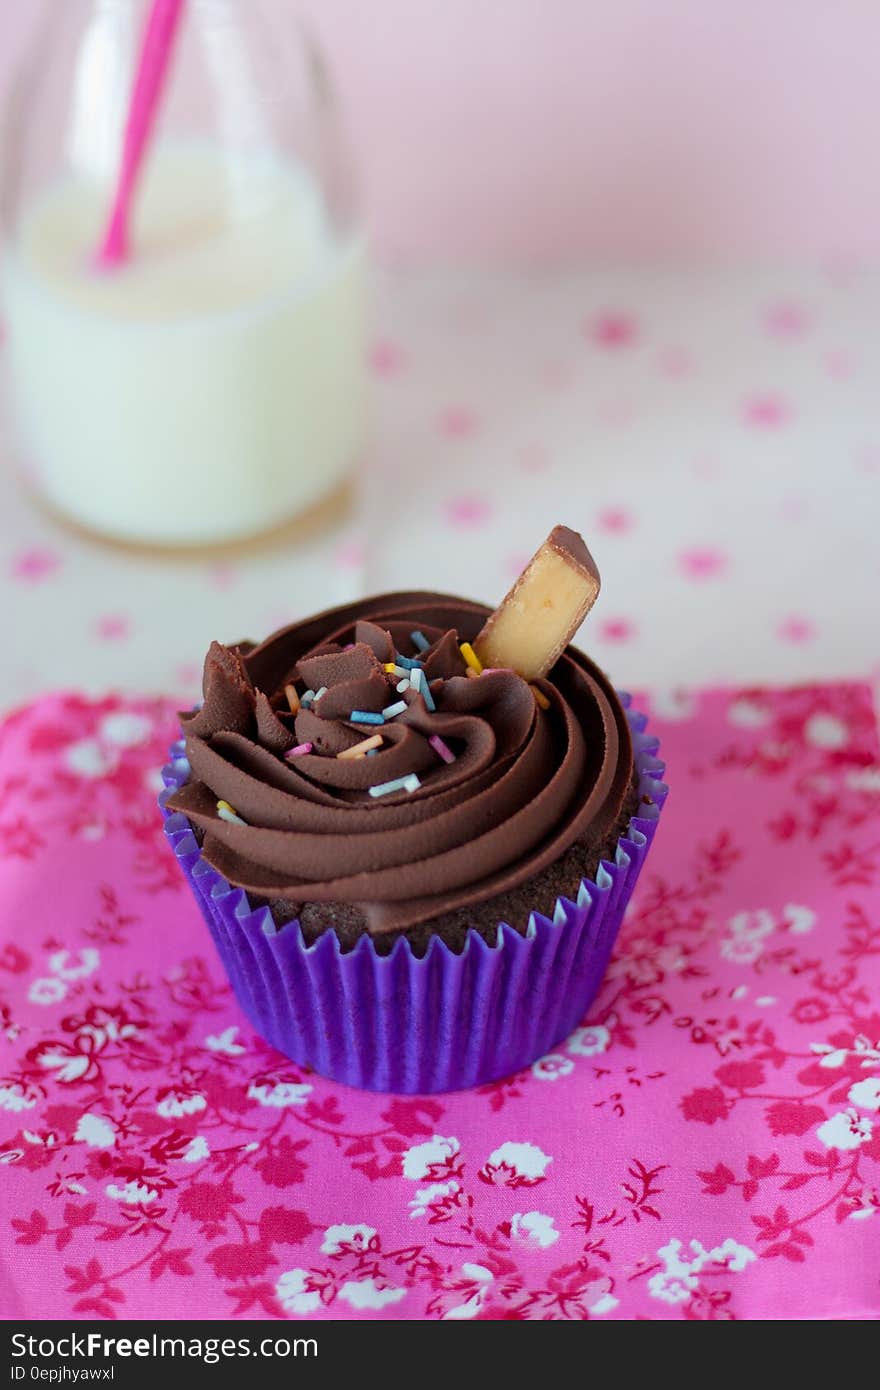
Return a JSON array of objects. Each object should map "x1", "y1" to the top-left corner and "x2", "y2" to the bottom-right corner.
[{"x1": 0, "y1": 684, "x2": 878, "y2": 1321}]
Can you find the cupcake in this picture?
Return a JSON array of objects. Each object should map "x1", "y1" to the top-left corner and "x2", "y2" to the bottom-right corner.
[{"x1": 161, "y1": 527, "x2": 667, "y2": 1092}]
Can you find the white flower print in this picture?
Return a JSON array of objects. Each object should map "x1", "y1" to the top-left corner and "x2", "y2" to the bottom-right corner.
[
  {"x1": 567, "y1": 1024, "x2": 611, "y2": 1056},
  {"x1": 320, "y1": 1224, "x2": 378, "y2": 1256},
  {"x1": 156, "y1": 1090, "x2": 207, "y2": 1119},
  {"x1": 401, "y1": 1135, "x2": 460, "y2": 1181},
  {"x1": 98, "y1": 712, "x2": 152, "y2": 747},
  {"x1": 727, "y1": 697, "x2": 770, "y2": 728},
  {"x1": 648, "y1": 1266, "x2": 699, "y2": 1305},
  {"x1": 0, "y1": 1083, "x2": 38, "y2": 1113},
  {"x1": 846, "y1": 767, "x2": 880, "y2": 792},
  {"x1": 848, "y1": 1188, "x2": 880, "y2": 1221},
  {"x1": 443, "y1": 1264, "x2": 493, "y2": 1320},
  {"x1": 64, "y1": 739, "x2": 117, "y2": 779},
  {"x1": 204, "y1": 1026, "x2": 245, "y2": 1055},
  {"x1": 48, "y1": 949, "x2": 100, "y2": 981},
  {"x1": 74, "y1": 1113, "x2": 115, "y2": 1148},
  {"x1": 248, "y1": 1080, "x2": 312, "y2": 1108},
  {"x1": 182, "y1": 1136, "x2": 210, "y2": 1163},
  {"x1": 781, "y1": 903, "x2": 816, "y2": 935},
  {"x1": 848, "y1": 1079, "x2": 880, "y2": 1111},
  {"x1": 693, "y1": 1238, "x2": 756, "y2": 1274},
  {"x1": 727, "y1": 909, "x2": 775, "y2": 941},
  {"x1": 483, "y1": 1141, "x2": 552, "y2": 1184},
  {"x1": 511, "y1": 1211, "x2": 559, "y2": 1249},
  {"x1": 720, "y1": 936, "x2": 764, "y2": 966},
  {"x1": 276, "y1": 1269, "x2": 321, "y2": 1316},
  {"x1": 409, "y1": 1181, "x2": 460, "y2": 1219},
  {"x1": 337, "y1": 1278, "x2": 406, "y2": 1311},
  {"x1": 531, "y1": 1053, "x2": 574, "y2": 1081},
  {"x1": 804, "y1": 713, "x2": 848, "y2": 749},
  {"x1": 106, "y1": 1180, "x2": 157, "y2": 1205},
  {"x1": 648, "y1": 1236, "x2": 755, "y2": 1305},
  {"x1": 28, "y1": 978, "x2": 67, "y2": 1006},
  {"x1": 817, "y1": 1109, "x2": 874, "y2": 1151}
]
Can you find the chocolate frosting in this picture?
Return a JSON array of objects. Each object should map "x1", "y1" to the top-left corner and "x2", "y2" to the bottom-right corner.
[{"x1": 165, "y1": 591, "x2": 633, "y2": 936}]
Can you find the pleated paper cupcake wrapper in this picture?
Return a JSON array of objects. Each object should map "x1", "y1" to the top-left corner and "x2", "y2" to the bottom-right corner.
[{"x1": 159, "y1": 695, "x2": 667, "y2": 1093}]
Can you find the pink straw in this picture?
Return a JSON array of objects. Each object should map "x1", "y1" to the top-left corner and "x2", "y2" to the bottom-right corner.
[{"x1": 95, "y1": 0, "x2": 186, "y2": 269}]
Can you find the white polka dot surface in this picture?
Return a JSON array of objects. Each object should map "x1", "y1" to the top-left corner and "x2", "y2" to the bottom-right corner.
[{"x1": 1, "y1": 266, "x2": 877, "y2": 712}]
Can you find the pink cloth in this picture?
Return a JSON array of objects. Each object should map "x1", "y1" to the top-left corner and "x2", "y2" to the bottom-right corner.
[{"x1": 0, "y1": 684, "x2": 878, "y2": 1321}]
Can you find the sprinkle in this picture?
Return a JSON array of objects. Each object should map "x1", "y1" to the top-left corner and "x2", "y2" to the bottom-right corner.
[
  {"x1": 410, "y1": 629, "x2": 430, "y2": 652},
  {"x1": 350, "y1": 709, "x2": 384, "y2": 725},
  {"x1": 466, "y1": 668, "x2": 479, "y2": 679},
  {"x1": 284, "y1": 683, "x2": 300, "y2": 714},
  {"x1": 481, "y1": 667, "x2": 513, "y2": 675},
  {"x1": 337, "y1": 733, "x2": 383, "y2": 760},
  {"x1": 285, "y1": 742, "x2": 313, "y2": 758},
  {"x1": 382, "y1": 700, "x2": 408, "y2": 719},
  {"x1": 459, "y1": 641, "x2": 483, "y2": 675},
  {"x1": 216, "y1": 799, "x2": 247, "y2": 825},
  {"x1": 383, "y1": 663, "x2": 397, "y2": 673},
  {"x1": 395, "y1": 654, "x2": 423, "y2": 670},
  {"x1": 429, "y1": 734, "x2": 456, "y2": 764},
  {"x1": 396, "y1": 678, "x2": 411, "y2": 693},
  {"x1": 367, "y1": 749, "x2": 379, "y2": 756},
  {"x1": 300, "y1": 688, "x2": 316, "y2": 708},
  {"x1": 368, "y1": 774, "x2": 421, "y2": 798},
  {"x1": 314, "y1": 686, "x2": 328, "y2": 701},
  {"x1": 530, "y1": 684, "x2": 550, "y2": 710}
]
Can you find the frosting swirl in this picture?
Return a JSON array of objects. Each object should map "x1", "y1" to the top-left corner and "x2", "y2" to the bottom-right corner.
[{"x1": 166, "y1": 591, "x2": 633, "y2": 935}]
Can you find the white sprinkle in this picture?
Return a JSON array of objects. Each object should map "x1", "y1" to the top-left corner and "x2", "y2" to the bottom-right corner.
[
  {"x1": 396, "y1": 678, "x2": 411, "y2": 693},
  {"x1": 382, "y1": 700, "x2": 407, "y2": 719},
  {"x1": 314, "y1": 686, "x2": 328, "y2": 701},
  {"x1": 409, "y1": 667, "x2": 423, "y2": 693},
  {"x1": 403, "y1": 774, "x2": 421, "y2": 793},
  {"x1": 216, "y1": 800, "x2": 247, "y2": 826}
]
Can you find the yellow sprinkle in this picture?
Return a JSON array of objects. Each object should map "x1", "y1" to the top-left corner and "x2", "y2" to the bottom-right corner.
[
  {"x1": 216, "y1": 799, "x2": 247, "y2": 825},
  {"x1": 284, "y1": 684, "x2": 300, "y2": 714},
  {"x1": 383, "y1": 663, "x2": 397, "y2": 673},
  {"x1": 530, "y1": 684, "x2": 550, "y2": 711},
  {"x1": 337, "y1": 733, "x2": 383, "y2": 760},
  {"x1": 466, "y1": 667, "x2": 479, "y2": 679},
  {"x1": 459, "y1": 641, "x2": 483, "y2": 675}
]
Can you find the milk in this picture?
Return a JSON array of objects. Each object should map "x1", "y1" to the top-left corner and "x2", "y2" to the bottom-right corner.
[{"x1": 3, "y1": 147, "x2": 367, "y2": 545}]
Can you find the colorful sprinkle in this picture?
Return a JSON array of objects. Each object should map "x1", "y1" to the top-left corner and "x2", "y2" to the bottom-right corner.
[
  {"x1": 368, "y1": 773, "x2": 421, "y2": 798},
  {"x1": 395, "y1": 654, "x2": 423, "y2": 670},
  {"x1": 284, "y1": 683, "x2": 300, "y2": 714},
  {"x1": 466, "y1": 668, "x2": 479, "y2": 680},
  {"x1": 383, "y1": 663, "x2": 398, "y2": 673},
  {"x1": 314, "y1": 686, "x2": 328, "y2": 701},
  {"x1": 531, "y1": 684, "x2": 550, "y2": 710},
  {"x1": 429, "y1": 734, "x2": 456, "y2": 764},
  {"x1": 337, "y1": 733, "x2": 383, "y2": 760},
  {"x1": 410, "y1": 629, "x2": 430, "y2": 652},
  {"x1": 396, "y1": 678, "x2": 411, "y2": 693},
  {"x1": 216, "y1": 799, "x2": 247, "y2": 825},
  {"x1": 285, "y1": 742, "x2": 313, "y2": 758},
  {"x1": 350, "y1": 710, "x2": 384, "y2": 725},
  {"x1": 459, "y1": 641, "x2": 483, "y2": 675},
  {"x1": 382, "y1": 700, "x2": 408, "y2": 719},
  {"x1": 300, "y1": 688, "x2": 316, "y2": 708},
  {"x1": 367, "y1": 749, "x2": 379, "y2": 757},
  {"x1": 412, "y1": 668, "x2": 436, "y2": 712}
]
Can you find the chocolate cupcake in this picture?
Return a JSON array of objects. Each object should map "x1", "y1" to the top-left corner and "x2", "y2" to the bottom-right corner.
[{"x1": 161, "y1": 530, "x2": 667, "y2": 1092}]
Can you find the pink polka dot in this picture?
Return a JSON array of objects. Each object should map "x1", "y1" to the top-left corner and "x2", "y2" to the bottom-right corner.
[
  {"x1": 596, "y1": 507, "x2": 633, "y2": 535},
  {"x1": 597, "y1": 617, "x2": 635, "y2": 644},
  {"x1": 518, "y1": 444, "x2": 549, "y2": 474},
  {"x1": 10, "y1": 547, "x2": 61, "y2": 582},
  {"x1": 369, "y1": 339, "x2": 405, "y2": 377},
  {"x1": 438, "y1": 406, "x2": 478, "y2": 439},
  {"x1": 656, "y1": 346, "x2": 693, "y2": 377},
  {"x1": 444, "y1": 495, "x2": 492, "y2": 529},
  {"x1": 777, "y1": 615, "x2": 816, "y2": 644},
  {"x1": 539, "y1": 359, "x2": 576, "y2": 390},
  {"x1": 333, "y1": 537, "x2": 366, "y2": 570},
  {"x1": 587, "y1": 313, "x2": 639, "y2": 349},
  {"x1": 742, "y1": 395, "x2": 790, "y2": 428},
  {"x1": 677, "y1": 547, "x2": 728, "y2": 580},
  {"x1": 96, "y1": 614, "x2": 130, "y2": 642},
  {"x1": 823, "y1": 349, "x2": 856, "y2": 380},
  {"x1": 763, "y1": 302, "x2": 809, "y2": 338},
  {"x1": 207, "y1": 562, "x2": 237, "y2": 590}
]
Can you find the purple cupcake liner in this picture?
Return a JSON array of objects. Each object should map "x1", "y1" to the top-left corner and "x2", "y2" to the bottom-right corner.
[{"x1": 159, "y1": 695, "x2": 667, "y2": 1093}]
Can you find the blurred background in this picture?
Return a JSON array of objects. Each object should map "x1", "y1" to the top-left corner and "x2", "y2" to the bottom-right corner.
[{"x1": 0, "y1": 0, "x2": 877, "y2": 709}]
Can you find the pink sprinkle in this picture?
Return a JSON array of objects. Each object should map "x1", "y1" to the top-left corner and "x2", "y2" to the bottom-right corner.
[
  {"x1": 429, "y1": 735, "x2": 455, "y2": 764},
  {"x1": 588, "y1": 312, "x2": 638, "y2": 349},
  {"x1": 285, "y1": 743, "x2": 313, "y2": 759}
]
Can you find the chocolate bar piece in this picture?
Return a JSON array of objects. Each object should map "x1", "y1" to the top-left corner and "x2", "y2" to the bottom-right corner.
[{"x1": 474, "y1": 525, "x2": 600, "y2": 681}]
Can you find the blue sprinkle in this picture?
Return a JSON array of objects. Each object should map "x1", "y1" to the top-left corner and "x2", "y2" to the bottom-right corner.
[
  {"x1": 410, "y1": 667, "x2": 436, "y2": 712},
  {"x1": 350, "y1": 710, "x2": 384, "y2": 725},
  {"x1": 395, "y1": 654, "x2": 423, "y2": 670},
  {"x1": 369, "y1": 774, "x2": 419, "y2": 798},
  {"x1": 410, "y1": 630, "x2": 430, "y2": 652},
  {"x1": 300, "y1": 687, "x2": 316, "y2": 709},
  {"x1": 366, "y1": 748, "x2": 379, "y2": 757}
]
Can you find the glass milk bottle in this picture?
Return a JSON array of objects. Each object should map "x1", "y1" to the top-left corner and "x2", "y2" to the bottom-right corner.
[{"x1": 0, "y1": 0, "x2": 367, "y2": 547}]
